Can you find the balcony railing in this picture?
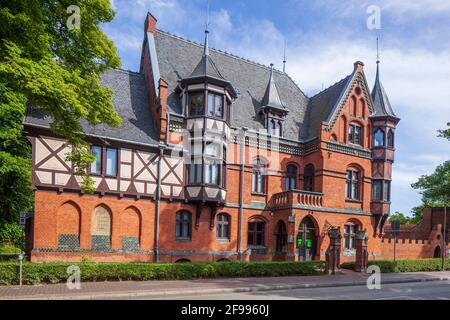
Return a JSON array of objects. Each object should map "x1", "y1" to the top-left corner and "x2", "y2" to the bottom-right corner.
[{"x1": 271, "y1": 190, "x2": 324, "y2": 209}]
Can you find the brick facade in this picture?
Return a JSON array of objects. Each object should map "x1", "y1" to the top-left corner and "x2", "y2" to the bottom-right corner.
[{"x1": 24, "y1": 10, "x2": 444, "y2": 265}]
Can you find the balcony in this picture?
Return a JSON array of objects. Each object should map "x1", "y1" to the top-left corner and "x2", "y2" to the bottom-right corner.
[{"x1": 271, "y1": 190, "x2": 324, "y2": 210}]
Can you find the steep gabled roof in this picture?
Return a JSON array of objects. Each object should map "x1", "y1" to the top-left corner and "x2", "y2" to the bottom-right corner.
[
  {"x1": 371, "y1": 62, "x2": 397, "y2": 118},
  {"x1": 305, "y1": 75, "x2": 352, "y2": 139}
]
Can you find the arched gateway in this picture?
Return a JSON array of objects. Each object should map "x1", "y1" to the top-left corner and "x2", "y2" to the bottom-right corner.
[{"x1": 297, "y1": 216, "x2": 317, "y2": 261}]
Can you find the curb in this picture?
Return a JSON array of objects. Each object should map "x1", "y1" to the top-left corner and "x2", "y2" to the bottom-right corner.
[{"x1": 5, "y1": 276, "x2": 450, "y2": 300}]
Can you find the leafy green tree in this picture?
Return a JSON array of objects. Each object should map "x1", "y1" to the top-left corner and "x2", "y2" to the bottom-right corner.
[
  {"x1": 438, "y1": 122, "x2": 450, "y2": 140},
  {"x1": 389, "y1": 212, "x2": 411, "y2": 225},
  {"x1": 412, "y1": 161, "x2": 450, "y2": 206},
  {"x1": 0, "y1": 1, "x2": 121, "y2": 226}
]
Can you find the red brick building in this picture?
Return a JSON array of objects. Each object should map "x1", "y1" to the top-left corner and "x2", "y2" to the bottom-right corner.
[{"x1": 24, "y1": 12, "x2": 418, "y2": 264}]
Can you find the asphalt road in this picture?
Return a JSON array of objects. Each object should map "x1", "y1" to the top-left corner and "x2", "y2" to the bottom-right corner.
[{"x1": 129, "y1": 280, "x2": 450, "y2": 300}]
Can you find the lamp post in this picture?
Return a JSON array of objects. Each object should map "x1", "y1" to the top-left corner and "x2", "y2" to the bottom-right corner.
[{"x1": 442, "y1": 201, "x2": 448, "y2": 271}]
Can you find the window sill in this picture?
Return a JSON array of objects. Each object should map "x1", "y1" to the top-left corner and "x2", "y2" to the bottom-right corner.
[
  {"x1": 345, "y1": 198, "x2": 363, "y2": 204},
  {"x1": 216, "y1": 239, "x2": 230, "y2": 244},
  {"x1": 252, "y1": 192, "x2": 267, "y2": 196},
  {"x1": 175, "y1": 238, "x2": 192, "y2": 243}
]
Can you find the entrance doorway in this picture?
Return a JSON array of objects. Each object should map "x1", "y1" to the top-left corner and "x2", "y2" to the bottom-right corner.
[
  {"x1": 297, "y1": 216, "x2": 317, "y2": 261},
  {"x1": 434, "y1": 246, "x2": 441, "y2": 258}
]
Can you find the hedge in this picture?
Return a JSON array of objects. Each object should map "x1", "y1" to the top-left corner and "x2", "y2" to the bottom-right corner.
[
  {"x1": 0, "y1": 260, "x2": 326, "y2": 286},
  {"x1": 341, "y1": 258, "x2": 450, "y2": 273}
]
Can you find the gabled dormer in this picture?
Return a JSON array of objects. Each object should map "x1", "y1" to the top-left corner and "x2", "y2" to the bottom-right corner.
[{"x1": 261, "y1": 64, "x2": 289, "y2": 137}]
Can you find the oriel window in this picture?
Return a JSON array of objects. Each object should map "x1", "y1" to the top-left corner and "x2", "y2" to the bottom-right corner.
[
  {"x1": 189, "y1": 92, "x2": 205, "y2": 116},
  {"x1": 207, "y1": 92, "x2": 224, "y2": 118}
]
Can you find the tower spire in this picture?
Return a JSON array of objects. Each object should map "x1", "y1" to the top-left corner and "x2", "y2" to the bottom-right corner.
[
  {"x1": 283, "y1": 41, "x2": 287, "y2": 73},
  {"x1": 203, "y1": 0, "x2": 210, "y2": 57}
]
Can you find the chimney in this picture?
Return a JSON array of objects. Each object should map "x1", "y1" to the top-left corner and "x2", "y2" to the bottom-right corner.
[
  {"x1": 353, "y1": 61, "x2": 365, "y2": 72},
  {"x1": 144, "y1": 12, "x2": 157, "y2": 37}
]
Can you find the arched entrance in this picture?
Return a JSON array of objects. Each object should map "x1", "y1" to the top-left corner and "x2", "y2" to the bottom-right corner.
[
  {"x1": 297, "y1": 216, "x2": 317, "y2": 261},
  {"x1": 434, "y1": 246, "x2": 441, "y2": 258}
]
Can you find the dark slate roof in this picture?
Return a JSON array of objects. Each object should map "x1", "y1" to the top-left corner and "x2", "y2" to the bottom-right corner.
[
  {"x1": 155, "y1": 30, "x2": 310, "y2": 141},
  {"x1": 23, "y1": 69, "x2": 160, "y2": 146},
  {"x1": 371, "y1": 63, "x2": 397, "y2": 118},
  {"x1": 305, "y1": 75, "x2": 352, "y2": 139}
]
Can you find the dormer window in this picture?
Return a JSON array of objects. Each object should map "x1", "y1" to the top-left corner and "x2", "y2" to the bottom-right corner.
[
  {"x1": 268, "y1": 118, "x2": 282, "y2": 137},
  {"x1": 189, "y1": 92, "x2": 205, "y2": 116}
]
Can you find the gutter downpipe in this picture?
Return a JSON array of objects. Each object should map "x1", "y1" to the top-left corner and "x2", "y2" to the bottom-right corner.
[
  {"x1": 238, "y1": 127, "x2": 248, "y2": 262},
  {"x1": 155, "y1": 144, "x2": 166, "y2": 263}
]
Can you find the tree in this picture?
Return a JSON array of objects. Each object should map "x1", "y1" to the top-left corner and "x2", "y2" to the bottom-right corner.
[
  {"x1": 438, "y1": 122, "x2": 450, "y2": 140},
  {"x1": 389, "y1": 212, "x2": 411, "y2": 225},
  {"x1": 412, "y1": 161, "x2": 450, "y2": 206},
  {"x1": 0, "y1": 1, "x2": 121, "y2": 225}
]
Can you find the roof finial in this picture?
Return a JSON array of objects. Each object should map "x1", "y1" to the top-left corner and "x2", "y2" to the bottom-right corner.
[
  {"x1": 283, "y1": 40, "x2": 287, "y2": 73},
  {"x1": 376, "y1": 37, "x2": 380, "y2": 64},
  {"x1": 203, "y1": 0, "x2": 210, "y2": 57}
]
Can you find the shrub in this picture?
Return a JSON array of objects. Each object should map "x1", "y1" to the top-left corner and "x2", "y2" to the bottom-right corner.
[
  {"x1": 0, "y1": 260, "x2": 327, "y2": 286},
  {"x1": 0, "y1": 223, "x2": 24, "y2": 248},
  {"x1": 341, "y1": 258, "x2": 450, "y2": 273}
]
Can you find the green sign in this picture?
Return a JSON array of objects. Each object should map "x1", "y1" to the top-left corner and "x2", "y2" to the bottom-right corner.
[
  {"x1": 306, "y1": 239, "x2": 312, "y2": 249},
  {"x1": 297, "y1": 238, "x2": 302, "y2": 248}
]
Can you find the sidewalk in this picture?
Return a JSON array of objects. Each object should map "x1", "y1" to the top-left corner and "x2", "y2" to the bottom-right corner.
[{"x1": 1, "y1": 270, "x2": 450, "y2": 300}]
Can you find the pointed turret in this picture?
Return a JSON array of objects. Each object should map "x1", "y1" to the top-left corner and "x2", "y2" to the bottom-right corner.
[
  {"x1": 371, "y1": 61, "x2": 397, "y2": 119},
  {"x1": 187, "y1": 29, "x2": 226, "y2": 81},
  {"x1": 261, "y1": 64, "x2": 287, "y2": 113}
]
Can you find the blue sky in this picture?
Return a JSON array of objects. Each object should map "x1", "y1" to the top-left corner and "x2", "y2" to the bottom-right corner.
[{"x1": 102, "y1": 0, "x2": 450, "y2": 216}]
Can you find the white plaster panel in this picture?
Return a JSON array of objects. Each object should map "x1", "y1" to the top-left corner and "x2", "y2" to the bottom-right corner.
[
  {"x1": 36, "y1": 171, "x2": 52, "y2": 184},
  {"x1": 146, "y1": 183, "x2": 156, "y2": 194},
  {"x1": 92, "y1": 177, "x2": 102, "y2": 189},
  {"x1": 172, "y1": 186, "x2": 182, "y2": 196},
  {"x1": 136, "y1": 169, "x2": 155, "y2": 182},
  {"x1": 44, "y1": 138, "x2": 64, "y2": 151},
  {"x1": 186, "y1": 187, "x2": 201, "y2": 197},
  {"x1": 121, "y1": 164, "x2": 131, "y2": 179},
  {"x1": 134, "y1": 182, "x2": 145, "y2": 194},
  {"x1": 55, "y1": 173, "x2": 71, "y2": 186},
  {"x1": 161, "y1": 185, "x2": 171, "y2": 196},
  {"x1": 121, "y1": 149, "x2": 132, "y2": 163},
  {"x1": 120, "y1": 181, "x2": 130, "y2": 192},
  {"x1": 39, "y1": 157, "x2": 68, "y2": 171},
  {"x1": 205, "y1": 187, "x2": 219, "y2": 198},
  {"x1": 35, "y1": 139, "x2": 51, "y2": 165},
  {"x1": 105, "y1": 178, "x2": 118, "y2": 191}
]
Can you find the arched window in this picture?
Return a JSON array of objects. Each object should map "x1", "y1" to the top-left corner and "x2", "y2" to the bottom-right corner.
[
  {"x1": 303, "y1": 164, "x2": 315, "y2": 192},
  {"x1": 387, "y1": 129, "x2": 394, "y2": 148},
  {"x1": 57, "y1": 202, "x2": 81, "y2": 251},
  {"x1": 275, "y1": 220, "x2": 287, "y2": 253},
  {"x1": 248, "y1": 218, "x2": 265, "y2": 246},
  {"x1": 346, "y1": 168, "x2": 361, "y2": 200},
  {"x1": 176, "y1": 211, "x2": 192, "y2": 240},
  {"x1": 252, "y1": 157, "x2": 266, "y2": 194},
  {"x1": 349, "y1": 124, "x2": 363, "y2": 145},
  {"x1": 373, "y1": 128, "x2": 385, "y2": 147},
  {"x1": 91, "y1": 205, "x2": 112, "y2": 251},
  {"x1": 344, "y1": 222, "x2": 359, "y2": 250},
  {"x1": 216, "y1": 213, "x2": 230, "y2": 240},
  {"x1": 285, "y1": 164, "x2": 297, "y2": 191}
]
